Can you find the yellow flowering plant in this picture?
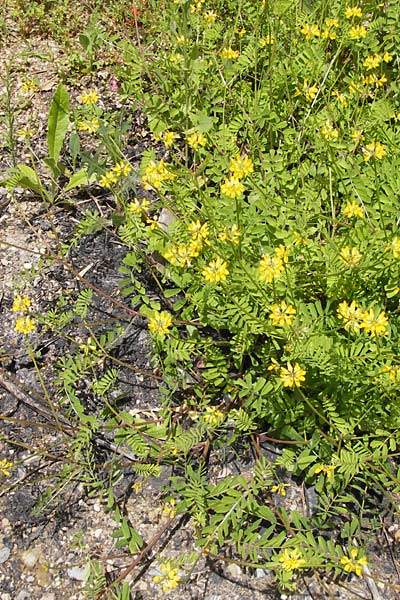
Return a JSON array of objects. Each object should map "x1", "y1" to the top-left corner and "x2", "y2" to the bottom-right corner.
[{"x1": 7, "y1": 0, "x2": 400, "y2": 595}]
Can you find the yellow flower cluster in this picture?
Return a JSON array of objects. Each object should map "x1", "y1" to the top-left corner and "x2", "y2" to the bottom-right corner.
[
  {"x1": 0, "y1": 459, "x2": 13, "y2": 478},
  {"x1": 362, "y1": 141, "x2": 386, "y2": 161},
  {"x1": 202, "y1": 257, "x2": 229, "y2": 283},
  {"x1": 362, "y1": 73, "x2": 387, "y2": 88},
  {"x1": 164, "y1": 221, "x2": 209, "y2": 267},
  {"x1": 21, "y1": 78, "x2": 37, "y2": 94},
  {"x1": 15, "y1": 316, "x2": 36, "y2": 335},
  {"x1": 218, "y1": 224, "x2": 240, "y2": 244},
  {"x1": 382, "y1": 364, "x2": 400, "y2": 383},
  {"x1": 204, "y1": 10, "x2": 217, "y2": 24},
  {"x1": 280, "y1": 363, "x2": 306, "y2": 388},
  {"x1": 260, "y1": 34, "x2": 274, "y2": 47},
  {"x1": 345, "y1": 6, "x2": 363, "y2": 19},
  {"x1": 128, "y1": 198, "x2": 150, "y2": 214},
  {"x1": 148, "y1": 311, "x2": 173, "y2": 337},
  {"x1": 321, "y1": 121, "x2": 339, "y2": 141},
  {"x1": 12, "y1": 294, "x2": 35, "y2": 335},
  {"x1": 203, "y1": 406, "x2": 225, "y2": 425},
  {"x1": 186, "y1": 130, "x2": 206, "y2": 149},
  {"x1": 386, "y1": 237, "x2": 400, "y2": 258},
  {"x1": 220, "y1": 177, "x2": 244, "y2": 198},
  {"x1": 340, "y1": 548, "x2": 367, "y2": 577},
  {"x1": 221, "y1": 47, "x2": 239, "y2": 60},
  {"x1": 99, "y1": 161, "x2": 132, "y2": 188},
  {"x1": 161, "y1": 130, "x2": 177, "y2": 148},
  {"x1": 153, "y1": 562, "x2": 181, "y2": 592},
  {"x1": 337, "y1": 301, "x2": 389, "y2": 336},
  {"x1": 314, "y1": 463, "x2": 336, "y2": 479},
  {"x1": 12, "y1": 294, "x2": 31, "y2": 312},
  {"x1": 279, "y1": 548, "x2": 306, "y2": 571},
  {"x1": 271, "y1": 482, "x2": 289, "y2": 496},
  {"x1": 339, "y1": 246, "x2": 362, "y2": 267},
  {"x1": 269, "y1": 300, "x2": 296, "y2": 327},
  {"x1": 363, "y1": 52, "x2": 392, "y2": 70},
  {"x1": 300, "y1": 23, "x2": 320, "y2": 39},
  {"x1": 141, "y1": 160, "x2": 175, "y2": 190},
  {"x1": 342, "y1": 201, "x2": 363, "y2": 218},
  {"x1": 258, "y1": 245, "x2": 289, "y2": 284},
  {"x1": 162, "y1": 498, "x2": 176, "y2": 519},
  {"x1": 80, "y1": 90, "x2": 100, "y2": 105},
  {"x1": 349, "y1": 24, "x2": 367, "y2": 40},
  {"x1": 229, "y1": 154, "x2": 254, "y2": 179},
  {"x1": 295, "y1": 79, "x2": 319, "y2": 102},
  {"x1": 77, "y1": 118, "x2": 100, "y2": 134}
]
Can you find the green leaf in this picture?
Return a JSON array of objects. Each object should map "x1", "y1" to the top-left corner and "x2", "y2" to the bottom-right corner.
[
  {"x1": 47, "y1": 84, "x2": 70, "y2": 163},
  {"x1": 1, "y1": 165, "x2": 46, "y2": 197},
  {"x1": 64, "y1": 169, "x2": 93, "y2": 192}
]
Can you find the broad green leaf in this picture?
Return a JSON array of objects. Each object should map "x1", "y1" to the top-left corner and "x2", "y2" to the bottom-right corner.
[
  {"x1": 64, "y1": 169, "x2": 92, "y2": 192},
  {"x1": 47, "y1": 84, "x2": 70, "y2": 163},
  {"x1": 1, "y1": 165, "x2": 46, "y2": 197}
]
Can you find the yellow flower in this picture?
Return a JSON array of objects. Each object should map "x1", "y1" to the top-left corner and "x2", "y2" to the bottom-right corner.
[
  {"x1": 349, "y1": 24, "x2": 367, "y2": 40},
  {"x1": 0, "y1": 459, "x2": 13, "y2": 478},
  {"x1": 221, "y1": 176, "x2": 245, "y2": 198},
  {"x1": 202, "y1": 257, "x2": 229, "y2": 283},
  {"x1": 279, "y1": 548, "x2": 306, "y2": 571},
  {"x1": 386, "y1": 237, "x2": 400, "y2": 258},
  {"x1": 21, "y1": 78, "x2": 37, "y2": 94},
  {"x1": 234, "y1": 27, "x2": 246, "y2": 37},
  {"x1": 382, "y1": 365, "x2": 400, "y2": 383},
  {"x1": 260, "y1": 35, "x2": 274, "y2": 47},
  {"x1": 321, "y1": 28, "x2": 337, "y2": 40},
  {"x1": 362, "y1": 141, "x2": 386, "y2": 161},
  {"x1": 340, "y1": 548, "x2": 367, "y2": 576},
  {"x1": 295, "y1": 79, "x2": 319, "y2": 102},
  {"x1": 186, "y1": 131, "x2": 206, "y2": 149},
  {"x1": 12, "y1": 294, "x2": 31, "y2": 313},
  {"x1": 339, "y1": 246, "x2": 362, "y2": 267},
  {"x1": 345, "y1": 6, "x2": 362, "y2": 19},
  {"x1": 271, "y1": 483, "x2": 289, "y2": 496},
  {"x1": 77, "y1": 118, "x2": 100, "y2": 134},
  {"x1": 15, "y1": 316, "x2": 36, "y2": 335},
  {"x1": 325, "y1": 18, "x2": 339, "y2": 28},
  {"x1": 230, "y1": 154, "x2": 254, "y2": 179},
  {"x1": 148, "y1": 311, "x2": 173, "y2": 337},
  {"x1": 258, "y1": 254, "x2": 284, "y2": 283},
  {"x1": 383, "y1": 51, "x2": 393, "y2": 63},
  {"x1": 315, "y1": 463, "x2": 336, "y2": 479},
  {"x1": 203, "y1": 406, "x2": 225, "y2": 425},
  {"x1": 275, "y1": 244, "x2": 290, "y2": 263},
  {"x1": 164, "y1": 243, "x2": 197, "y2": 267},
  {"x1": 363, "y1": 54, "x2": 382, "y2": 70},
  {"x1": 321, "y1": 121, "x2": 339, "y2": 141},
  {"x1": 351, "y1": 128, "x2": 364, "y2": 145},
  {"x1": 269, "y1": 300, "x2": 296, "y2": 327},
  {"x1": 300, "y1": 23, "x2": 321, "y2": 39},
  {"x1": 332, "y1": 89, "x2": 348, "y2": 107},
  {"x1": 112, "y1": 161, "x2": 132, "y2": 177},
  {"x1": 142, "y1": 160, "x2": 175, "y2": 190},
  {"x1": 17, "y1": 127, "x2": 35, "y2": 140},
  {"x1": 204, "y1": 10, "x2": 217, "y2": 23},
  {"x1": 162, "y1": 498, "x2": 176, "y2": 519},
  {"x1": 128, "y1": 198, "x2": 150, "y2": 214},
  {"x1": 188, "y1": 220, "x2": 209, "y2": 241},
  {"x1": 337, "y1": 300, "x2": 364, "y2": 332},
  {"x1": 153, "y1": 562, "x2": 181, "y2": 592},
  {"x1": 221, "y1": 47, "x2": 239, "y2": 60},
  {"x1": 280, "y1": 363, "x2": 306, "y2": 388},
  {"x1": 218, "y1": 224, "x2": 240, "y2": 244},
  {"x1": 361, "y1": 308, "x2": 388, "y2": 336},
  {"x1": 342, "y1": 201, "x2": 363, "y2": 218},
  {"x1": 80, "y1": 90, "x2": 100, "y2": 105},
  {"x1": 162, "y1": 130, "x2": 177, "y2": 148},
  {"x1": 99, "y1": 171, "x2": 118, "y2": 188}
]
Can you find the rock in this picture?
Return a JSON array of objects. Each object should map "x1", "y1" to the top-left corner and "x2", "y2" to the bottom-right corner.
[
  {"x1": 0, "y1": 546, "x2": 11, "y2": 564},
  {"x1": 15, "y1": 592, "x2": 30, "y2": 600},
  {"x1": 67, "y1": 564, "x2": 90, "y2": 581},
  {"x1": 20, "y1": 547, "x2": 41, "y2": 569}
]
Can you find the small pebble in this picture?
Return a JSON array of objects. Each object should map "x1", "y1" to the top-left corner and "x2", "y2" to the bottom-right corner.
[
  {"x1": 20, "y1": 548, "x2": 40, "y2": 569},
  {"x1": 67, "y1": 565, "x2": 90, "y2": 581},
  {"x1": 0, "y1": 547, "x2": 11, "y2": 564}
]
